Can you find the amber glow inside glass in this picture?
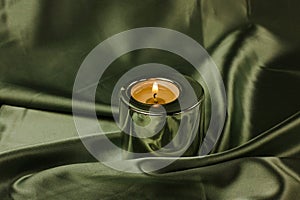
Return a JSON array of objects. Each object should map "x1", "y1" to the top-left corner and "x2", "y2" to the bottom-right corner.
[{"x1": 130, "y1": 78, "x2": 180, "y2": 105}]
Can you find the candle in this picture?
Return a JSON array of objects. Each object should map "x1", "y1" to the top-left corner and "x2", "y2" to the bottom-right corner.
[
  {"x1": 119, "y1": 75, "x2": 204, "y2": 158},
  {"x1": 130, "y1": 78, "x2": 180, "y2": 105}
]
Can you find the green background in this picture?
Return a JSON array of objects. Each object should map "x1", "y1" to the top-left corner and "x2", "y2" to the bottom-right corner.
[{"x1": 0, "y1": 0, "x2": 299, "y2": 199}]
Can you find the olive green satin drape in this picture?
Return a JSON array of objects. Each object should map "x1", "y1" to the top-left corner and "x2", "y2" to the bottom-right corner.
[{"x1": 0, "y1": 0, "x2": 299, "y2": 199}]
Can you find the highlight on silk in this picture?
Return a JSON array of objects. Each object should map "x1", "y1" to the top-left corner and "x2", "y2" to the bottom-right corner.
[{"x1": 0, "y1": 1, "x2": 299, "y2": 199}]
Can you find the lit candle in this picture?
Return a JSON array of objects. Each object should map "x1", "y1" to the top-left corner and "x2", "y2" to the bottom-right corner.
[
  {"x1": 130, "y1": 78, "x2": 180, "y2": 105},
  {"x1": 119, "y1": 75, "x2": 204, "y2": 158}
]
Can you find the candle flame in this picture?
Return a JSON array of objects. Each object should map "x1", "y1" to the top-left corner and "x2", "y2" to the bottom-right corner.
[{"x1": 152, "y1": 82, "x2": 158, "y2": 95}]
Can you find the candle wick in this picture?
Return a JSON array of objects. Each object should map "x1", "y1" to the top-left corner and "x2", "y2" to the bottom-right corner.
[{"x1": 153, "y1": 93, "x2": 158, "y2": 103}]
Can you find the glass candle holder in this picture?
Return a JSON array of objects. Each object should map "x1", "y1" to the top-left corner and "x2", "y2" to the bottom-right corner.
[{"x1": 119, "y1": 76, "x2": 204, "y2": 158}]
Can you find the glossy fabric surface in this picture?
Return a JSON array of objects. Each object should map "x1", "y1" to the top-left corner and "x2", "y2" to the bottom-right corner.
[{"x1": 0, "y1": 0, "x2": 299, "y2": 199}]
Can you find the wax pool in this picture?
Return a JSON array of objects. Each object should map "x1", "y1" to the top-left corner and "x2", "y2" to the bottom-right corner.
[{"x1": 130, "y1": 78, "x2": 180, "y2": 105}]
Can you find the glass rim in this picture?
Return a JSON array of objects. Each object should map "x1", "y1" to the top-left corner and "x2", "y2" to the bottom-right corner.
[{"x1": 120, "y1": 77, "x2": 204, "y2": 116}]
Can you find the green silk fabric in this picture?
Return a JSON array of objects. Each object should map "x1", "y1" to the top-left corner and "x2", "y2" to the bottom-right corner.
[{"x1": 0, "y1": 0, "x2": 299, "y2": 199}]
